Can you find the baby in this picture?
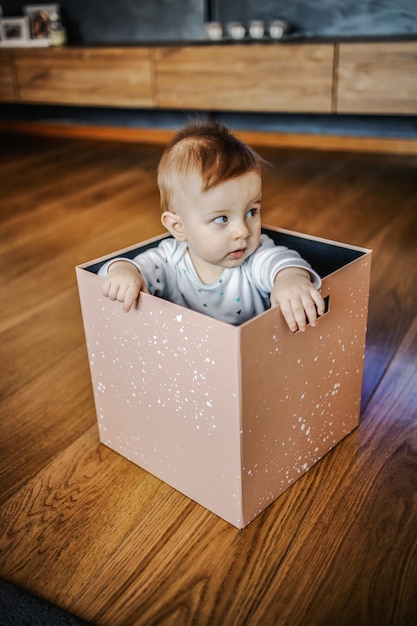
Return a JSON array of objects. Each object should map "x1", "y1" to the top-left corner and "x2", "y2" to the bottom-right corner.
[{"x1": 100, "y1": 120, "x2": 325, "y2": 331}]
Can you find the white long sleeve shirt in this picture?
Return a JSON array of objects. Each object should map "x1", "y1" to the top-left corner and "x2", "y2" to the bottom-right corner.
[{"x1": 100, "y1": 234, "x2": 321, "y2": 325}]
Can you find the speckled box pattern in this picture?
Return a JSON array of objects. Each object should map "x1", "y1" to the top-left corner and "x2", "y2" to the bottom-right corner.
[{"x1": 76, "y1": 227, "x2": 372, "y2": 528}]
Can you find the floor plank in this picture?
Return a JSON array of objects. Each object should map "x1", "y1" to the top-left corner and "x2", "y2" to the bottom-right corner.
[
  {"x1": 0, "y1": 426, "x2": 173, "y2": 603},
  {"x1": 0, "y1": 345, "x2": 94, "y2": 504}
]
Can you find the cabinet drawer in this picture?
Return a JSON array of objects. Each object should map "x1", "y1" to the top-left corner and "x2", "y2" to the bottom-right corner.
[
  {"x1": 337, "y1": 42, "x2": 417, "y2": 114},
  {"x1": 14, "y1": 47, "x2": 155, "y2": 108},
  {"x1": 155, "y1": 44, "x2": 334, "y2": 113}
]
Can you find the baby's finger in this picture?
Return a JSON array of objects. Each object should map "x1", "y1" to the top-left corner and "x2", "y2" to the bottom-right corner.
[
  {"x1": 280, "y1": 300, "x2": 302, "y2": 332},
  {"x1": 311, "y1": 289, "x2": 326, "y2": 317},
  {"x1": 106, "y1": 282, "x2": 121, "y2": 301},
  {"x1": 292, "y1": 301, "x2": 309, "y2": 332},
  {"x1": 303, "y1": 297, "x2": 319, "y2": 327},
  {"x1": 123, "y1": 285, "x2": 140, "y2": 313},
  {"x1": 101, "y1": 277, "x2": 113, "y2": 298}
]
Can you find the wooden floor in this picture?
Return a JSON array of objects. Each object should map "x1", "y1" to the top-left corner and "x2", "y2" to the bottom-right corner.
[{"x1": 1, "y1": 132, "x2": 416, "y2": 626}]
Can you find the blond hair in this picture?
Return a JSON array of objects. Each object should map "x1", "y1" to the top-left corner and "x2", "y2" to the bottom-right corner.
[{"x1": 157, "y1": 119, "x2": 265, "y2": 213}]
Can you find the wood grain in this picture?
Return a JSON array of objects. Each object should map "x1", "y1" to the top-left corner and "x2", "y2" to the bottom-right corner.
[
  {"x1": 154, "y1": 44, "x2": 334, "y2": 112},
  {"x1": 0, "y1": 50, "x2": 17, "y2": 102},
  {"x1": 0, "y1": 132, "x2": 416, "y2": 625},
  {"x1": 13, "y1": 47, "x2": 154, "y2": 107},
  {"x1": 336, "y1": 42, "x2": 417, "y2": 114}
]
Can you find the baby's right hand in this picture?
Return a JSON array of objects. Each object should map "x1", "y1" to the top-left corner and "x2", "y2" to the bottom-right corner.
[{"x1": 101, "y1": 261, "x2": 148, "y2": 312}]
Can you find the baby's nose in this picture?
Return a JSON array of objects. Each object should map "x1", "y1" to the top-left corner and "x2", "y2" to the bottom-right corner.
[{"x1": 233, "y1": 221, "x2": 249, "y2": 238}]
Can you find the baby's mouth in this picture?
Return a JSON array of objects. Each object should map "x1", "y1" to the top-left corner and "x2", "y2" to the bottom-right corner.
[{"x1": 228, "y1": 248, "x2": 246, "y2": 260}]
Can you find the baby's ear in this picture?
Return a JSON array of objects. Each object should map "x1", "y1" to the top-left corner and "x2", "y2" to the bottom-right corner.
[{"x1": 161, "y1": 211, "x2": 187, "y2": 241}]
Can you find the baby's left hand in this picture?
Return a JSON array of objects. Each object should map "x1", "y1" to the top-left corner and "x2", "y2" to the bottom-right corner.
[{"x1": 271, "y1": 267, "x2": 325, "y2": 332}]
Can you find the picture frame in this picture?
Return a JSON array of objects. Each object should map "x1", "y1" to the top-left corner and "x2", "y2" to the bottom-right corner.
[
  {"x1": 0, "y1": 17, "x2": 30, "y2": 42},
  {"x1": 23, "y1": 4, "x2": 60, "y2": 39}
]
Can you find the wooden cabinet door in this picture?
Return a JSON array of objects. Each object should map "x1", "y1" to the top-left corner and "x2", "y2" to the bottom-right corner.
[
  {"x1": 14, "y1": 47, "x2": 154, "y2": 107},
  {"x1": 154, "y1": 44, "x2": 334, "y2": 113},
  {"x1": 336, "y1": 42, "x2": 417, "y2": 114},
  {"x1": 0, "y1": 51, "x2": 17, "y2": 102}
]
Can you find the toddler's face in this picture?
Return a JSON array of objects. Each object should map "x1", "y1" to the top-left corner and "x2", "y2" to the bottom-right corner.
[{"x1": 178, "y1": 170, "x2": 262, "y2": 285}]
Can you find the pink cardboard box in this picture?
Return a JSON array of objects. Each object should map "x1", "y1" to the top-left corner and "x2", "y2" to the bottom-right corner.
[{"x1": 76, "y1": 226, "x2": 371, "y2": 528}]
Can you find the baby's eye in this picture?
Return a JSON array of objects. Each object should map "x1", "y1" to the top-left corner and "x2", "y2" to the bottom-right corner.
[
  {"x1": 246, "y1": 208, "x2": 259, "y2": 218},
  {"x1": 213, "y1": 215, "x2": 228, "y2": 224}
]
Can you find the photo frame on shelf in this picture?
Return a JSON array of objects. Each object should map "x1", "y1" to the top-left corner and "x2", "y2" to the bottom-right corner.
[
  {"x1": 0, "y1": 17, "x2": 30, "y2": 43},
  {"x1": 23, "y1": 3, "x2": 60, "y2": 40}
]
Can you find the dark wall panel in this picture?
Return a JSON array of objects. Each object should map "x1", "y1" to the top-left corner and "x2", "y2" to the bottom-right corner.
[
  {"x1": 213, "y1": 0, "x2": 417, "y2": 37},
  {"x1": 2, "y1": 0, "x2": 206, "y2": 43},
  {"x1": 2, "y1": 0, "x2": 416, "y2": 42}
]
